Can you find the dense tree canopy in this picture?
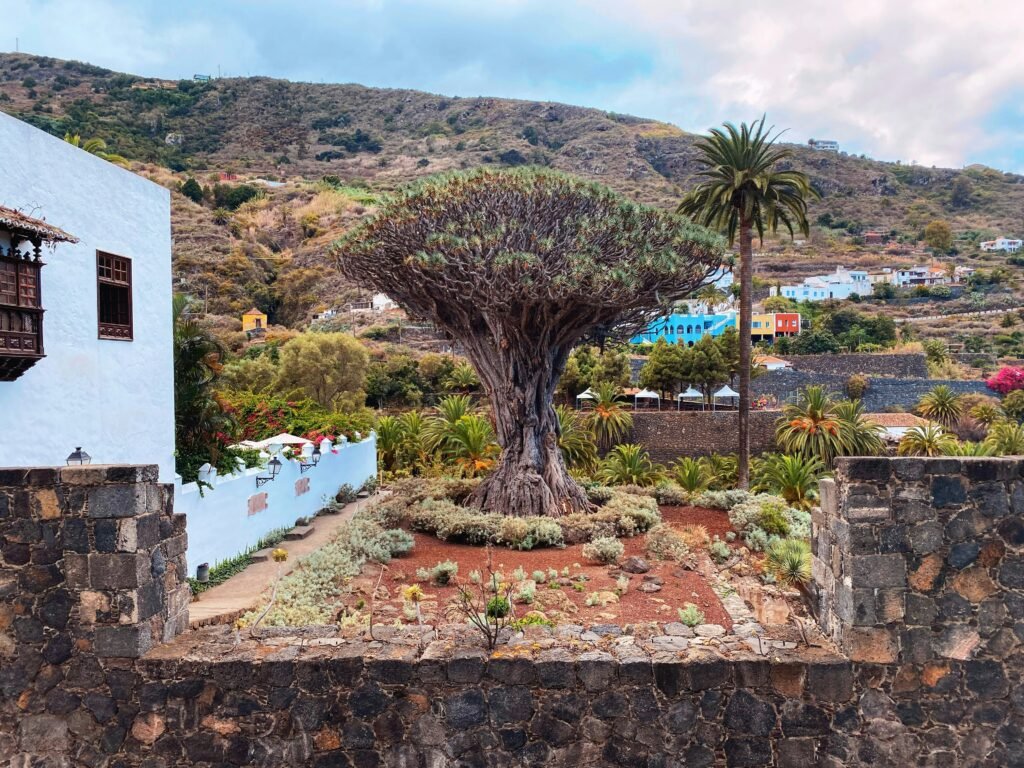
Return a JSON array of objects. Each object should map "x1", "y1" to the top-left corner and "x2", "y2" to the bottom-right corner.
[{"x1": 334, "y1": 168, "x2": 724, "y2": 516}]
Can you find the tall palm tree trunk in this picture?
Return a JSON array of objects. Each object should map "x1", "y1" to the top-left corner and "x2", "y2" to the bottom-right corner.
[{"x1": 737, "y1": 219, "x2": 753, "y2": 489}]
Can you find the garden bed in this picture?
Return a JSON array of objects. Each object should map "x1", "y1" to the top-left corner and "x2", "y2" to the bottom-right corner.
[{"x1": 342, "y1": 504, "x2": 736, "y2": 630}]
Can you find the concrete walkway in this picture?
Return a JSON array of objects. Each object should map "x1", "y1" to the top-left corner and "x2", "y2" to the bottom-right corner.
[{"x1": 188, "y1": 496, "x2": 369, "y2": 628}]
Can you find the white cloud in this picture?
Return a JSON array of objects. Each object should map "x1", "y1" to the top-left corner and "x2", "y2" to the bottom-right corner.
[{"x1": 588, "y1": 0, "x2": 1024, "y2": 169}]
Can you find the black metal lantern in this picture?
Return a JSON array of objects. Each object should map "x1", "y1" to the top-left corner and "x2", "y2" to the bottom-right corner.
[
  {"x1": 256, "y1": 455, "x2": 284, "y2": 488},
  {"x1": 66, "y1": 447, "x2": 91, "y2": 466},
  {"x1": 312, "y1": 445, "x2": 321, "y2": 465}
]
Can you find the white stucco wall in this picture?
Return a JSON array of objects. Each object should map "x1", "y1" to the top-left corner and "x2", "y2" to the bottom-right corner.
[
  {"x1": 0, "y1": 113, "x2": 175, "y2": 478},
  {"x1": 177, "y1": 436, "x2": 377, "y2": 575}
]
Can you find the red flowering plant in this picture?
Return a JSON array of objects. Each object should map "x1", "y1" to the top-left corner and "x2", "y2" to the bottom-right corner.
[
  {"x1": 218, "y1": 391, "x2": 374, "y2": 446},
  {"x1": 987, "y1": 366, "x2": 1024, "y2": 395}
]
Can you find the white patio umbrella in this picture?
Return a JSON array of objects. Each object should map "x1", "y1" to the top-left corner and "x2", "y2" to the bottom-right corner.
[
  {"x1": 634, "y1": 389, "x2": 661, "y2": 411},
  {"x1": 712, "y1": 384, "x2": 739, "y2": 411},
  {"x1": 575, "y1": 388, "x2": 596, "y2": 409},
  {"x1": 676, "y1": 386, "x2": 704, "y2": 411}
]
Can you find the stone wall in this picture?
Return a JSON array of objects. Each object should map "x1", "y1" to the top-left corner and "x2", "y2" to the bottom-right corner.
[
  {"x1": 780, "y1": 353, "x2": 929, "y2": 379},
  {"x1": 753, "y1": 370, "x2": 991, "y2": 410},
  {"x1": 0, "y1": 465, "x2": 189, "y2": 759},
  {"x1": 1, "y1": 459, "x2": 1023, "y2": 767},
  {"x1": 628, "y1": 411, "x2": 778, "y2": 462}
]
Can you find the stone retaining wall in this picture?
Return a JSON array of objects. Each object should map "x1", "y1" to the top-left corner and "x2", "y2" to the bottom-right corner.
[
  {"x1": 628, "y1": 411, "x2": 778, "y2": 462},
  {"x1": 1, "y1": 458, "x2": 1023, "y2": 767},
  {"x1": 780, "y1": 353, "x2": 929, "y2": 379},
  {"x1": 753, "y1": 370, "x2": 991, "y2": 410}
]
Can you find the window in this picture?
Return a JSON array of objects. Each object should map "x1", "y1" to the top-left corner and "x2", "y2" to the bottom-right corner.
[{"x1": 97, "y1": 252, "x2": 133, "y2": 340}]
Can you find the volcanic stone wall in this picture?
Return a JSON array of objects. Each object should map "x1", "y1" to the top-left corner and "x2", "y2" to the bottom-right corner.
[
  {"x1": 1, "y1": 458, "x2": 1023, "y2": 767},
  {"x1": 780, "y1": 353, "x2": 929, "y2": 379},
  {"x1": 628, "y1": 411, "x2": 778, "y2": 462}
]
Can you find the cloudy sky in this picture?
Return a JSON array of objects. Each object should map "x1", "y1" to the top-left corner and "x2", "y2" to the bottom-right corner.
[{"x1": 8, "y1": 0, "x2": 1024, "y2": 172}]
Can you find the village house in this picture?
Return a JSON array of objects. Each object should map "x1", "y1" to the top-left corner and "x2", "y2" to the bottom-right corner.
[
  {"x1": 241, "y1": 306, "x2": 267, "y2": 333},
  {"x1": 776, "y1": 266, "x2": 869, "y2": 302},
  {"x1": 895, "y1": 264, "x2": 949, "y2": 287},
  {"x1": 808, "y1": 138, "x2": 839, "y2": 151},
  {"x1": 980, "y1": 237, "x2": 1023, "y2": 253},
  {"x1": 0, "y1": 112, "x2": 175, "y2": 478}
]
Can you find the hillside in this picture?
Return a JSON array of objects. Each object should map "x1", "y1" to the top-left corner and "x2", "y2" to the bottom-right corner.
[{"x1": 2, "y1": 52, "x2": 1024, "y2": 337}]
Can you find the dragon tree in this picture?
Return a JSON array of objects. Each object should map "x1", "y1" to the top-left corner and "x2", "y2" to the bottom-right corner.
[{"x1": 333, "y1": 169, "x2": 724, "y2": 517}]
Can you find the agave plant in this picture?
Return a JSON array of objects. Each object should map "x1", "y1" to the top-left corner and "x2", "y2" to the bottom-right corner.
[
  {"x1": 916, "y1": 385, "x2": 964, "y2": 429},
  {"x1": 444, "y1": 414, "x2": 500, "y2": 478},
  {"x1": 587, "y1": 382, "x2": 634, "y2": 452},
  {"x1": 765, "y1": 539, "x2": 812, "y2": 587},
  {"x1": 897, "y1": 424, "x2": 959, "y2": 457},
  {"x1": 984, "y1": 420, "x2": 1024, "y2": 456},
  {"x1": 554, "y1": 405, "x2": 598, "y2": 472},
  {"x1": 670, "y1": 456, "x2": 708, "y2": 494},
  {"x1": 597, "y1": 444, "x2": 665, "y2": 487},
  {"x1": 757, "y1": 454, "x2": 825, "y2": 509}
]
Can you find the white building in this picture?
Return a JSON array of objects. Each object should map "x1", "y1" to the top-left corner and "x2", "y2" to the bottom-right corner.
[
  {"x1": 867, "y1": 268, "x2": 897, "y2": 285},
  {"x1": 0, "y1": 113, "x2": 175, "y2": 479},
  {"x1": 895, "y1": 265, "x2": 948, "y2": 287},
  {"x1": 372, "y1": 292, "x2": 399, "y2": 312},
  {"x1": 808, "y1": 138, "x2": 839, "y2": 152},
  {"x1": 778, "y1": 266, "x2": 869, "y2": 302},
  {"x1": 980, "y1": 237, "x2": 1022, "y2": 253}
]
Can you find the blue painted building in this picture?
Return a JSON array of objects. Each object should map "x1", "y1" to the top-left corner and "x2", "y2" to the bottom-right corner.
[{"x1": 631, "y1": 310, "x2": 737, "y2": 346}]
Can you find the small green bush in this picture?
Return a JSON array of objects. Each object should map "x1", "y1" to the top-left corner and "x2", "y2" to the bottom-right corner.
[
  {"x1": 677, "y1": 603, "x2": 705, "y2": 627},
  {"x1": 645, "y1": 524, "x2": 689, "y2": 562},
  {"x1": 582, "y1": 536, "x2": 625, "y2": 564},
  {"x1": 486, "y1": 596, "x2": 511, "y2": 618}
]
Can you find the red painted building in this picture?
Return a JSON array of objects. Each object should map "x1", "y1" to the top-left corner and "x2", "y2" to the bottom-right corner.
[{"x1": 774, "y1": 313, "x2": 801, "y2": 337}]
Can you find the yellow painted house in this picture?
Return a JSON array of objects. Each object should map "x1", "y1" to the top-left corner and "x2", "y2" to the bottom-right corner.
[
  {"x1": 751, "y1": 313, "x2": 774, "y2": 341},
  {"x1": 241, "y1": 307, "x2": 267, "y2": 333}
]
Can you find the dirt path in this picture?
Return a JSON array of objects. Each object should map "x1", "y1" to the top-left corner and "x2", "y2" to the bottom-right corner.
[{"x1": 187, "y1": 496, "x2": 372, "y2": 627}]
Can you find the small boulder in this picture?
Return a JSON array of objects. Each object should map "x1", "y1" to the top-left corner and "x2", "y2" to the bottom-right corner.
[
  {"x1": 637, "y1": 582, "x2": 662, "y2": 594},
  {"x1": 620, "y1": 556, "x2": 651, "y2": 574}
]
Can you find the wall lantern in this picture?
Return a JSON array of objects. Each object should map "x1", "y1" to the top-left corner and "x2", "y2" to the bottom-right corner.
[
  {"x1": 256, "y1": 455, "x2": 282, "y2": 488},
  {"x1": 66, "y1": 447, "x2": 91, "y2": 466},
  {"x1": 299, "y1": 443, "x2": 320, "y2": 474}
]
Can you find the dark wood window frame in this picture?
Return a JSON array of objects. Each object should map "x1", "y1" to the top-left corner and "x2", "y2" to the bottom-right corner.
[
  {"x1": 97, "y1": 251, "x2": 133, "y2": 341},
  {"x1": 0, "y1": 247, "x2": 45, "y2": 380}
]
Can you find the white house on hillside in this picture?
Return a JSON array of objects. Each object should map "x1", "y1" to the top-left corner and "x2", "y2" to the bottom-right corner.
[
  {"x1": 980, "y1": 237, "x2": 1022, "y2": 253},
  {"x1": 777, "y1": 266, "x2": 869, "y2": 302},
  {"x1": 808, "y1": 138, "x2": 839, "y2": 152},
  {"x1": 0, "y1": 112, "x2": 175, "y2": 479}
]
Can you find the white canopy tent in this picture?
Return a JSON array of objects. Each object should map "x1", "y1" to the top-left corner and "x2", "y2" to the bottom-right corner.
[
  {"x1": 575, "y1": 388, "x2": 596, "y2": 409},
  {"x1": 634, "y1": 389, "x2": 661, "y2": 411},
  {"x1": 712, "y1": 385, "x2": 739, "y2": 411},
  {"x1": 676, "y1": 387, "x2": 704, "y2": 411}
]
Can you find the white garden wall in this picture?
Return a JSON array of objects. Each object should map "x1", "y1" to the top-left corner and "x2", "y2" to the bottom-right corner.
[
  {"x1": 178, "y1": 436, "x2": 377, "y2": 575},
  {"x1": 0, "y1": 112, "x2": 175, "y2": 479}
]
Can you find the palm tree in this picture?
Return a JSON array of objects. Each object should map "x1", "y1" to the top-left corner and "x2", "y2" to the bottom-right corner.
[
  {"x1": 444, "y1": 414, "x2": 500, "y2": 478},
  {"x1": 172, "y1": 295, "x2": 234, "y2": 478},
  {"x1": 554, "y1": 405, "x2": 598, "y2": 472},
  {"x1": 424, "y1": 394, "x2": 475, "y2": 451},
  {"x1": 832, "y1": 400, "x2": 885, "y2": 458},
  {"x1": 984, "y1": 420, "x2": 1024, "y2": 456},
  {"x1": 397, "y1": 410, "x2": 432, "y2": 471},
  {"x1": 757, "y1": 454, "x2": 825, "y2": 509},
  {"x1": 63, "y1": 133, "x2": 129, "y2": 166},
  {"x1": 678, "y1": 117, "x2": 817, "y2": 488},
  {"x1": 445, "y1": 361, "x2": 480, "y2": 393},
  {"x1": 597, "y1": 444, "x2": 665, "y2": 487},
  {"x1": 700, "y1": 453, "x2": 738, "y2": 490},
  {"x1": 947, "y1": 440, "x2": 995, "y2": 457},
  {"x1": 917, "y1": 385, "x2": 964, "y2": 429},
  {"x1": 970, "y1": 402, "x2": 1002, "y2": 429},
  {"x1": 587, "y1": 382, "x2": 633, "y2": 452},
  {"x1": 898, "y1": 424, "x2": 959, "y2": 456},
  {"x1": 375, "y1": 415, "x2": 406, "y2": 473},
  {"x1": 776, "y1": 386, "x2": 843, "y2": 466}
]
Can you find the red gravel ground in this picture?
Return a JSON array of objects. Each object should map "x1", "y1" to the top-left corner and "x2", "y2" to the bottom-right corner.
[{"x1": 351, "y1": 506, "x2": 736, "y2": 630}]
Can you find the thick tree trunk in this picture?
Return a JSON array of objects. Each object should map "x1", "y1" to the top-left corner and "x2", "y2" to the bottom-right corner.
[
  {"x1": 462, "y1": 338, "x2": 592, "y2": 518},
  {"x1": 737, "y1": 221, "x2": 753, "y2": 489}
]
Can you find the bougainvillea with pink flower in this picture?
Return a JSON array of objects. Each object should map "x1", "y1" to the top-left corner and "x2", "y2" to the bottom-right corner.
[{"x1": 987, "y1": 366, "x2": 1024, "y2": 395}]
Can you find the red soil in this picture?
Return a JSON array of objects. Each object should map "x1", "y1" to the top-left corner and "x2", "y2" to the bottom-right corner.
[{"x1": 351, "y1": 506, "x2": 736, "y2": 630}]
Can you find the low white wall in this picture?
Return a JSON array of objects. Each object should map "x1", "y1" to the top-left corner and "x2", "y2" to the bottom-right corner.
[{"x1": 177, "y1": 435, "x2": 377, "y2": 576}]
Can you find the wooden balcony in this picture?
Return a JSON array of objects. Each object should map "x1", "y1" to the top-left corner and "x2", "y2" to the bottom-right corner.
[{"x1": 0, "y1": 306, "x2": 44, "y2": 381}]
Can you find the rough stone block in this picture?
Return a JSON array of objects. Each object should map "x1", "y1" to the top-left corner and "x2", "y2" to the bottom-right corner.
[
  {"x1": 806, "y1": 662, "x2": 854, "y2": 702},
  {"x1": 94, "y1": 624, "x2": 153, "y2": 658},
  {"x1": 88, "y1": 553, "x2": 148, "y2": 589},
  {"x1": 851, "y1": 554, "x2": 907, "y2": 588},
  {"x1": 844, "y1": 627, "x2": 898, "y2": 663},
  {"x1": 87, "y1": 484, "x2": 149, "y2": 519}
]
